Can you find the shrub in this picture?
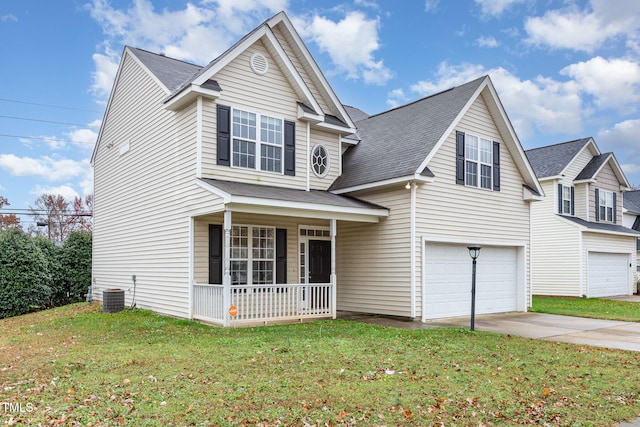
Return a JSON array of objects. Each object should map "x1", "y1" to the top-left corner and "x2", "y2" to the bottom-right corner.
[
  {"x1": 60, "y1": 231, "x2": 92, "y2": 302},
  {"x1": 33, "y1": 237, "x2": 65, "y2": 306},
  {"x1": 0, "y1": 229, "x2": 53, "y2": 318}
]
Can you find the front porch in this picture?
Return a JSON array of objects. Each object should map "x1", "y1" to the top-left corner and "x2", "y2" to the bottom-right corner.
[{"x1": 189, "y1": 179, "x2": 388, "y2": 326}]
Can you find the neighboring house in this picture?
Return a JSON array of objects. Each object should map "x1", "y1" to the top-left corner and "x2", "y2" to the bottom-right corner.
[
  {"x1": 526, "y1": 139, "x2": 640, "y2": 298},
  {"x1": 91, "y1": 11, "x2": 543, "y2": 326},
  {"x1": 623, "y1": 190, "x2": 640, "y2": 276}
]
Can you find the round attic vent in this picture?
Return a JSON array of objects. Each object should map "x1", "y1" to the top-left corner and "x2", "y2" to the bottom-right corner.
[{"x1": 250, "y1": 52, "x2": 269, "y2": 75}]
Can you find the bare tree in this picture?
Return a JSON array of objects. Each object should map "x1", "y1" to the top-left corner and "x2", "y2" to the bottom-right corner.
[
  {"x1": 0, "y1": 196, "x2": 21, "y2": 230},
  {"x1": 29, "y1": 194, "x2": 93, "y2": 242}
]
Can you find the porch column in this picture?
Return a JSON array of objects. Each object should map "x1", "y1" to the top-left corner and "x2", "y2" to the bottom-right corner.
[
  {"x1": 223, "y1": 210, "x2": 232, "y2": 327},
  {"x1": 330, "y1": 219, "x2": 337, "y2": 319}
]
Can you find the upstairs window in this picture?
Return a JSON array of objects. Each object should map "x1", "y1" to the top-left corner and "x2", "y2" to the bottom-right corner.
[
  {"x1": 231, "y1": 109, "x2": 283, "y2": 173},
  {"x1": 464, "y1": 134, "x2": 493, "y2": 190},
  {"x1": 598, "y1": 190, "x2": 614, "y2": 222},
  {"x1": 562, "y1": 185, "x2": 573, "y2": 214}
]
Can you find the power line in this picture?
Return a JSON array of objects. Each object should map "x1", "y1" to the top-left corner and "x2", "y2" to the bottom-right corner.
[
  {"x1": 0, "y1": 133, "x2": 96, "y2": 145},
  {"x1": 0, "y1": 97, "x2": 102, "y2": 113},
  {"x1": 0, "y1": 115, "x2": 92, "y2": 127}
]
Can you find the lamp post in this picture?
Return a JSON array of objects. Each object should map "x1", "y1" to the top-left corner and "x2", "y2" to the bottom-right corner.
[{"x1": 467, "y1": 245, "x2": 481, "y2": 331}]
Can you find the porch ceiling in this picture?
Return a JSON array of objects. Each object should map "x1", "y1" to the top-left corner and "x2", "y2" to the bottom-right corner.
[{"x1": 197, "y1": 178, "x2": 389, "y2": 223}]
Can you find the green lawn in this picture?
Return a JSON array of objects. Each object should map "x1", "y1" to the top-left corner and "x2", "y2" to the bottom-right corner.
[
  {"x1": 532, "y1": 296, "x2": 640, "y2": 322},
  {"x1": 1, "y1": 304, "x2": 640, "y2": 426}
]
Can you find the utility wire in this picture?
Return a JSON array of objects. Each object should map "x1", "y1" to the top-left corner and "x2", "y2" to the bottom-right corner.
[
  {"x1": 0, "y1": 97, "x2": 102, "y2": 113},
  {"x1": 0, "y1": 115, "x2": 92, "y2": 127},
  {"x1": 0, "y1": 133, "x2": 96, "y2": 145}
]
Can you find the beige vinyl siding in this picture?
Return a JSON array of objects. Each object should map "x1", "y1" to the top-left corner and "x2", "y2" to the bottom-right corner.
[
  {"x1": 193, "y1": 213, "x2": 329, "y2": 285},
  {"x1": 416, "y1": 96, "x2": 532, "y2": 313},
  {"x1": 530, "y1": 181, "x2": 582, "y2": 296},
  {"x1": 93, "y1": 51, "x2": 223, "y2": 318},
  {"x1": 565, "y1": 147, "x2": 593, "y2": 179},
  {"x1": 309, "y1": 130, "x2": 340, "y2": 190},
  {"x1": 590, "y1": 162, "x2": 623, "y2": 224},
  {"x1": 574, "y1": 183, "x2": 589, "y2": 220},
  {"x1": 271, "y1": 25, "x2": 331, "y2": 115},
  {"x1": 582, "y1": 232, "x2": 636, "y2": 295},
  {"x1": 336, "y1": 188, "x2": 411, "y2": 317}
]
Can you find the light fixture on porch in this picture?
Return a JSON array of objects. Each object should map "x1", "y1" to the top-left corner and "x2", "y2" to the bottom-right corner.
[
  {"x1": 405, "y1": 181, "x2": 411, "y2": 190},
  {"x1": 467, "y1": 245, "x2": 482, "y2": 331}
]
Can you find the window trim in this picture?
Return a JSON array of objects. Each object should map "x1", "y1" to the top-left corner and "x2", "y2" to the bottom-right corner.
[
  {"x1": 562, "y1": 185, "x2": 573, "y2": 215},
  {"x1": 464, "y1": 133, "x2": 493, "y2": 190},
  {"x1": 598, "y1": 189, "x2": 614, "y2": 222},
  {"x1": 229, "y1": 224, "x2": 277, "y2": 286},
  {"x1": 311, "y1": 144, "x2": 330, "y2": 178},
  {"x1": 230, "y1": 108, "x2": 284, "y2": 174}
]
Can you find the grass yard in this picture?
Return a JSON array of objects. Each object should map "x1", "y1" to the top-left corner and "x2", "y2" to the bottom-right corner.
[
  {"x1": 1, "y1": 304, "x2": 640, "y2": 426},
  {"x1": 532, "y1": 296, "x2": 640, "y2": 322}
]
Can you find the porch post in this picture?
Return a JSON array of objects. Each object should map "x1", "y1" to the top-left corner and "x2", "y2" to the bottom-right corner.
[
  {"x1": 330, "y1": 219, "x2": 337, "y2": 319},
  {"x1": 223, "y1": 210, "x2": 232, "y2": 327}
]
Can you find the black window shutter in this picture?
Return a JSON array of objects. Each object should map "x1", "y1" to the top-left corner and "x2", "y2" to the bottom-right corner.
[
  {"x1": 455, "y1": 131, "x2": 465, "y2": 185},
  {"x1": 275, "y1": 228, "x2": 287, "y2": 284},
  {"x1": 613, "y1": 192, "x2": 617, "y2": 223},
  {"x1": 217, "y1": 104, "x2": 231, "y2": 166},
  {"x1": 284, "y1": 120, "x2": 295, "y2": 176},
  {"x1": 570, "y1": 186, "x2": 575, "y2": 216},
  {"x1": 208, "y1": 224, "x2": 223, "y2": 284},
  {"x1": 492, "y1": 141, "x2": 500, "y2": 191},
  {"x1": 595, "y1": 189, "x2": 600, "y2": 221},
  {"x1": 558, "y1": 184, "x2": 563, "y2": 214}
]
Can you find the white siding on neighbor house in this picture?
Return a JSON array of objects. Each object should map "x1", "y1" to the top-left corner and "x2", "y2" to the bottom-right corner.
[
  {"x1": 93, "y1": 51, "x2": 225, "y2": 318},
  {"x1": 530, "y1": 180, "x2": 582, "y2": 296},
  {"x1": 589, "y1": 162, "x2": 623, "y2": 224},
  {"x1": 582, "y1": 232, "x2": 636, "y2": 296},
  {"x1": 199, "y1": 39, "x2": 339, "y2": 191},
  {"x1": 336, "y1": 187, "x2": 411, "y2": 317},
  {"x1": 416, "y1": 95, "x2": 532, "y2": 315}
]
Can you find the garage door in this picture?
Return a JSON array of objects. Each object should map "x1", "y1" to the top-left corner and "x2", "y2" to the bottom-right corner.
[
  {"x1": 424, "y1": 243, "x2": 519, "y2": 319},
  {"x1": 588, "y1": 252, "x2": 629, "y2": 297}
]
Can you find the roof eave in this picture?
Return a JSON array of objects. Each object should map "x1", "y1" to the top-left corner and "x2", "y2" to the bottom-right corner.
[
  {"x1": 164, "y1": 84, "x2": 221, "y2": 111},
  {"x1": 331, "y1": 173, "x2": 434, "y2": 195}
]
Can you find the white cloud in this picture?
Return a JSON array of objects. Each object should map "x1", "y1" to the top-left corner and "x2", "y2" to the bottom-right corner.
[
  {"x1": 476, "y1": 36, "x2": 499, "y2": 48},
  {"x1": 424, "y1": 0, "x2": 439, "y2": 13},
  {"x1": 525, "y1": 0, "x2": 640, "y2": 52},
  {"x1": 296, "y1": 11, "x2": 393, "y2": 85},
  {"x1": 18, "y1": 135, "x2": 66, "y2": 150},
  {"x1": 386, "y1": 88, "x2": 409, "y2": 108},
  {"x1": 0, "y1": 155, "x2": 91, "y2": 182},
  {"x1": 560, "y1": 56, "x2": 640, "y2": 111},
  {"x1": 65, "y1": 128, "x2": 99, "y2": 149},
  {"x1": 1, "y1": 14, "x2": 17, "y2": 22},
  {"x1": 598, "y1": 119, "x2": 640, "y2": 152},
  {"x1": 474, "y1": 0, "x2": 524, "y2": 17},
  {"x1": 406, "y1": 62, "x2": 583, "y2": 139},
  {"x1": 30, "y1": 185, "x2": 80, "y2": 202},
  {"x1": 90, "y1": 45, "x2": 120, "y2": 101},
  {"x1": 354, "y1": 0, "x2": 380, "y2": 9}
]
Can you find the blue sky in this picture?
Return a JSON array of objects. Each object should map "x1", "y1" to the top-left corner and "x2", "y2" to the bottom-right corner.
[{"x1": 1, "y1": 0, "x2": 640, "y2": 224}]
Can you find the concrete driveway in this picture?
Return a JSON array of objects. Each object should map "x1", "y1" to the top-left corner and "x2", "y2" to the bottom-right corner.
[{"x1": 425, "y1": 312, "x2": 640, "y2": 352}]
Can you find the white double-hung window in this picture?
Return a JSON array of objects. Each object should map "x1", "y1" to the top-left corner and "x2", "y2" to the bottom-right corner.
[
  {"x1": 599, "y1": 190, "x2": 614, "y2": 222},
  {"x1": 231, "y1": 109, "x2": 283, "y2": 173},
  {"x1": 229, "y1": 225, "x2": 275, "y2": 286},
  {"x1": 465, "y1": 134, "x2": 493, "y2": 190}
]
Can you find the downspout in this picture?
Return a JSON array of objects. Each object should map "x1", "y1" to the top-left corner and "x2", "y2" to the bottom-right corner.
[
  {"x1": 528, "y1": 203, "x2": 533, "y2": 310},
  {"x1": 188, "y1": 216, "x2": 194, "y2": 319},
  {"x1": 196, "y1": 96, "x2": 202, "y2": 178},
  {"x1": 306, "y1": 121, "x2": 311, "y2": 191},
  {"x1": 410, "y1": 181, "x2": 417, "y2": 318},
  {"x1": 330, "y1": 219, "x2": 337, "y2": 319}
]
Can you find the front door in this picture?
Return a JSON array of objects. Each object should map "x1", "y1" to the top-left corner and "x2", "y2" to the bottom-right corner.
[{"x1": 308, "y1": 240, "x2": 331, "y2": 309}]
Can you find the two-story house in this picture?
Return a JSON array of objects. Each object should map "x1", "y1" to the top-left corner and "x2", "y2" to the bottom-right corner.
[
  {"x1": 526, "y1": 138, "x2": 640, "y2": 298},
  {"x1": 623, "y1": 190, "x2": 640, "y2": 277},
  {"x1": 91, "y1": 11, "x2": 543, "y2": 326}
]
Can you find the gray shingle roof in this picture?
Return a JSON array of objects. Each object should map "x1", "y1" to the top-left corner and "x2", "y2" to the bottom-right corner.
[
  {"x1": 624, "y1": 190, "x2": 640, "y2": 214},
  {"x1": 128, "y1": 47, "x2": 203, "y2": 92},
  {"x1": 199, "y1": 178, "x2": 387, "y2": 211},
  {"x1": 343, "y1": 105, "x2": 370, "y2": 123},
  {"x1": 330, "y1": 76, "x2": 486, "y2": 190},
  {"x1": 575, "y1": 153, "x2": 611, "y2": 180},
  {"x1": 561, "y1": 215, "x2": 640, "y2": 236},
  {"x1": 525, "y1": 138, "x2": 591, "y2": 179}
]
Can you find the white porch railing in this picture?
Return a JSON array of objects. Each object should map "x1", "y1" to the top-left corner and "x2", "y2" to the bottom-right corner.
[{"x1": 192, "y1": 283, "x2": 332, "y2": 325}]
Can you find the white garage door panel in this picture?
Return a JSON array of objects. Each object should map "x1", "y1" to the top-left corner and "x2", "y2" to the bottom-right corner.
[
  {"x1": 425, "y1": 244, "x2": 518, "y2": 319},
  {"x1": 588, "y1": 252, "x2": 629, "y2": 297}
]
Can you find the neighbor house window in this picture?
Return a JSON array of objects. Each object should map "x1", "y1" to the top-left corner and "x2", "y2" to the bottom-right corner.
[
  {"x1": 230, "y1": 225, "x2": 275, "y2": 286},
  {"x1": 232, "y1": 109, "x2": 283, "y2": 173},
  {"x1": 465, "y1": 134, "x2": 493, "y2": 189},
  {"x1": 599, "y1": 190, "x2": 614, "y2": 222},
  {"x1": 562, "y1": 185, "x2": 572, "y2": 214}
]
